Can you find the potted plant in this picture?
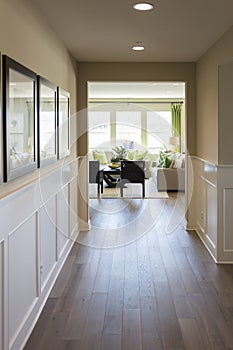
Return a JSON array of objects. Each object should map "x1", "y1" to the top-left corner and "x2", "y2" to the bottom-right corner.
[
  {"x1": 109, "y1": 146, "x2": 127, "y2": 168},
  {"x1": 111, "y1": 146, "x2": 127, "y2": 161}
]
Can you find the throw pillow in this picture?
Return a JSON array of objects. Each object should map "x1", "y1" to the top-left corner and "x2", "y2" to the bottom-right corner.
[
  {"x1": 164, "y1": 156, "x2": 173, "y2": 168},
  {"x1": 128, "y1": 150, "x2": 135, "y2": 160},
  {"x1": 92, "y1": 150, "x2": 108, "y2": 164},
  {"x1": 181, "y1": 154, "x2": 185, "y2": 168},
  {"x1": 156, "y1": 155, "x2": 165, "y2": 167},
  {"x1": 133, "y1": 150, "x2": 148, "y2": 161},
  {"x1": 173, "y1": 158, "x2": 182, "y2": 168},
  {"x1": 169, "y1": 160, "x2": 175, "y2": 168},
  {"x1": 156, "y1": 150, "x2": 175, "y2": 168}
]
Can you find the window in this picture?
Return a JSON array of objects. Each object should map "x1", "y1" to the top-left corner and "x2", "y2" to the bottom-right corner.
[
  {"x1": 88, "y1": 111, "x2": 111, "y2": 150},
  {"x1": 147, "y1": 110, "x2": 172, "y2": 152},
  {"x1": 116, "y1": 111, "x2": 141, "y2": 146},
  {"x1": 88, "y1": 103, "x2": 175, "y2": 154}
]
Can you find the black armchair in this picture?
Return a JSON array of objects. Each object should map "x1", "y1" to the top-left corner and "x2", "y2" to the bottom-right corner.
[
  {"x1": 120, "y1": 160, "x2": 145, "y2": 197},
  {"x1": 89, "y1": 160, "x2": 103, "y2": 196}
]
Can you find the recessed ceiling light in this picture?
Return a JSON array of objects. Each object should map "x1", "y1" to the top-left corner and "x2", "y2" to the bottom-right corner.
[
  {"x1": 132, "y1": 41, "x2": 145, "y2": 51},
  {"x1": 132, "y1": 45, "x2": 145, "y2": 51},
  {"x1": 133, "y1": 2, "x2": 154, "y2": 11}
]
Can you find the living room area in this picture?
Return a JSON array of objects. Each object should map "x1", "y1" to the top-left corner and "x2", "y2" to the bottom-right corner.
[{"x1": 88, "y1": 81, "x2": 186, "y2": 199}]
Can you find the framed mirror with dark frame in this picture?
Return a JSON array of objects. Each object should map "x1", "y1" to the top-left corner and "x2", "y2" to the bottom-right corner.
[
  {"x1": 2, "y1": 55, "x2": 37, "y2": 182},
  {"x1": 38, "y1": 76, "x2": 57, "y2": 167},
  {"x1": 57, "y1": 87, "x2": 70, "y2": 159}
]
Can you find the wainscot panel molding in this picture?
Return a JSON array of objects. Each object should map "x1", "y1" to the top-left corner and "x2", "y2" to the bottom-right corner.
[
  {"x1": 191, "y1": 156, "x2": 217, "y2": 261},
  {"x1": 39, "y1": 196, "x2": 57, "y2": 292},
  {"x1": 0, "y1": 158, "x2": 79, "y2": 350},
  {"x1": 223, "y1": 189, "x2": 233, "y2": 251},
  {"x1": 9, "y1": 213, "x2": 38, "y2": 349},
  {"x1": 185, "y1": 155, "x2": 196, "y2": 230},
  {"x1": 190, "y1": 156, "x2": 233, "y2": 263},
  {"x1": 217, "y1": 165, "x2": 233, "y2": 262},
  {"x1": 70, "y1": 177, "x2": 79, "y2": 240}
]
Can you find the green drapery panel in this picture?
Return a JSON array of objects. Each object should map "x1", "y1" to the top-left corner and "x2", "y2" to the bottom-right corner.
[{"x1": 171, "y1": 103, "x2": 182, "y2": 151}]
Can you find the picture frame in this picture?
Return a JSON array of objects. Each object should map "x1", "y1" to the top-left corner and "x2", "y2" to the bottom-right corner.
[
  {"x1": 57, "y1": 87, "x2": 70, "y2": 159},
  {"x1": 2, "y1": 55, "x2": 37, "y2": 182},
  {"x1": 38, "y1": 76, "x2": 57, "y2": 167}
]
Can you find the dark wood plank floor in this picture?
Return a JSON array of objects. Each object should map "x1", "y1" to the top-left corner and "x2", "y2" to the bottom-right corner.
[{"x1": 24, "y1": 194, "x2": 233, "y2": 350}]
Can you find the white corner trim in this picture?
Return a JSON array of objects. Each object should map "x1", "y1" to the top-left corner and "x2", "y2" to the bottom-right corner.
[{"x1": 78, "y1": 219, "x2": 91, "y2": 232}]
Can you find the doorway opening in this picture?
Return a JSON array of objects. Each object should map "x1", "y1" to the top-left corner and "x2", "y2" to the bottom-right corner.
[{"x1": 87, "y1": 81, "x2": 186, "y2": 200}]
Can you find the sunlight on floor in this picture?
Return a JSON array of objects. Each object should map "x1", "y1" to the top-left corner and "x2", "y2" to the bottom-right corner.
[{"x1": 77, "y1": 192, "x2": 186, "y2": 249}]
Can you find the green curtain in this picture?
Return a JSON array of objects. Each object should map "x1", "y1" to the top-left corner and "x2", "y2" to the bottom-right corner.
[{"x1": 171, "y1": 103, "x2": 182, "y2": 151}]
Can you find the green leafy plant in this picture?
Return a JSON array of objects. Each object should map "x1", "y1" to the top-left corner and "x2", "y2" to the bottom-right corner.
[
  {"x1": 111, "y1": 146, "x2": 127, "y2": 162},
  {"x1": 156, "y1": 148, "x2": 175, "y2": 168}
]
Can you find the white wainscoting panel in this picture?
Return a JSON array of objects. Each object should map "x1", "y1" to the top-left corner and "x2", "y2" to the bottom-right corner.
[
  {"x1": 191, "y1": 157, "x2": 217, "y2": 260},
  {"x1": 39, "y1": 196, "x2": 57, "y2": 292},
  {"x1": 8, "y1": 213, "x2": 38, "y2": 348},
  {"x1": 206, "y1": 182, "x2": 217, "y2": 249},
  {"x1": 0, "y1": 158, "x2": 79, "y2": 350},
  {"x1": 217, "y1": 166, "x2": 233, "y2": 262},
  {"x1": 57, "y1": 185, "x2": 69, "y2": 258},
  {"x1": 70, "y1": 178, "x2": 78, "y2": 240},
  {"x1": 196, "y1": 174, "x2": 206, "y2": 233},
  {"x1": 192, "y1": 157, "x2": 233, "y2": 262},
  {"x1": 185, "y1": 156, "x2": 196, "y2": 230},
  {"x1": 223, "y1": 188, "x2": 233, "y2": 252},
  {"x1": 0, "y1": 240, "x2": 3, "y2": 350}
]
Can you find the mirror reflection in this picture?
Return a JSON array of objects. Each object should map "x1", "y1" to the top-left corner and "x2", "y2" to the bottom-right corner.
[
  {"x1": 39, "y1": 83, "x2": 56, "y2": 161},
  {"x1": 9, "y1": 68, "x2": 35, "y2": 171},
  {"x1": 58, "y1": 90, "x2": 70, "y2": 158}
]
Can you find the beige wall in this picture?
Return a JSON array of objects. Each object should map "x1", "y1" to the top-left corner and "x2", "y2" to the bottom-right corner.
[
  {"x1": 218, "y1": 58, "x2": 233, "y2": 164},
  {"x1": 196, "y1": 25, "x2": 233, "y2": 164},
  {"x1": 77, "y1": 62, "x2": 196, "y2": 156},
  {"x1": 0, "y1": 0, "x2": 78, "y2": 116},
  {"x1": 0, "y1": 0, "x2": 78, "y2": 189}
]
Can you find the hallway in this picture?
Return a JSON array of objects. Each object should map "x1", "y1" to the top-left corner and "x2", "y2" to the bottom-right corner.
[{"x1": 24, "y1": 195, "x2": 233, "y2": 350}]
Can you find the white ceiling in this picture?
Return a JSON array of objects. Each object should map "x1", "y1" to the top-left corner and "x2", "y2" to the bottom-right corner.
[
  {"x1": 88, "y1": 82, "x2": 185, "y2": 99},
  {"x1": 29, "y1": 0, "x2": 233, "y2": 62}
]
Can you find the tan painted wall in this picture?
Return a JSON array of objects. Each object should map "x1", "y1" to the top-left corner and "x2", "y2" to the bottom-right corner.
[
  {"x1": 196, "y1": 25, "x2": 233, "y2": 164},
  {"x1": 0, "y1": 0, "x2": 78, "y2": 116},
  {"x1": 218, "y1": 58, "x2": 233, "y2": 164},
  {"x1": 0, "y1": 0, "x2": 78, "y2": 187}
]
